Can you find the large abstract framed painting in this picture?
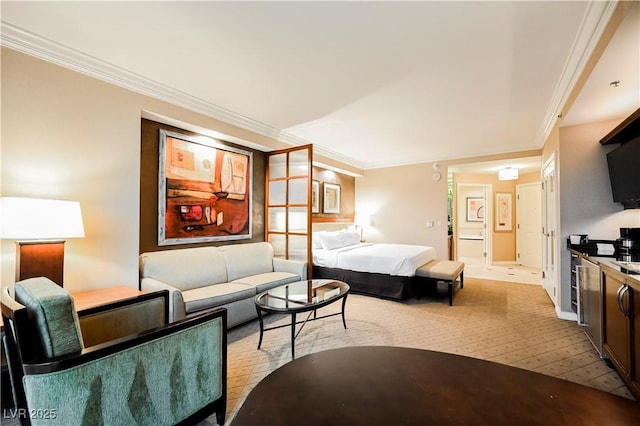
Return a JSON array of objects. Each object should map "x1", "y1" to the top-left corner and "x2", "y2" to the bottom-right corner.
[{"x1": 158, "y1": 130, "x2": 252, "y2": 245}]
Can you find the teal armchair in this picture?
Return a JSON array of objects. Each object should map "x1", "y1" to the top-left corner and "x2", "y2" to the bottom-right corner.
[{"x1": 1, "y1": 277, "x2": 227, "y2": 425}]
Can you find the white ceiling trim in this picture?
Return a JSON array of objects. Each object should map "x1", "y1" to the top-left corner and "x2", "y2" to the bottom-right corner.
[
  {"x1": 1, "y1": 22, "x2": 366, "y2": 168},
  {"x1": 536, "y1": 0, "x2": 618, "y2": 146}
]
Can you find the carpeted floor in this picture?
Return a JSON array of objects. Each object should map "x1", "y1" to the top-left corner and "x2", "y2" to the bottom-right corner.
[{"x1": 210, "y1": 276, "x2": 633, "y2": 425}]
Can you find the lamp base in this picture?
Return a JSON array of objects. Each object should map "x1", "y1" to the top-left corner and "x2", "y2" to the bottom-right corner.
[{"x1": 16, "y1": 241, "x2": 65, "y2": 287}]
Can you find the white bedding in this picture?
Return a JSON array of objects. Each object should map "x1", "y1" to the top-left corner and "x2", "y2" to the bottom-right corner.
[{"x1": 313, "y1": 243, "x2": 436, "y2": 277}]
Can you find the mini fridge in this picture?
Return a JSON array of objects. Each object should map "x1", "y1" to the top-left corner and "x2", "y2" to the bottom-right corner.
[{"x1": 577, "y1": 256, "x2": 603, "y2": 357}]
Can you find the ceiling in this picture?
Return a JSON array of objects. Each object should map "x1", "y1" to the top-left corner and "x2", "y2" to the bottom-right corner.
[{"x1": 1, "y1": 1, "x2": 638, "y2": 173}]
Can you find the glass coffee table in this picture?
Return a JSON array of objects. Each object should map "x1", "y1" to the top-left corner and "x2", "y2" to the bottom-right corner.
[{"x1": 254, "y1": 279, "x2": 349, "y2": 359}]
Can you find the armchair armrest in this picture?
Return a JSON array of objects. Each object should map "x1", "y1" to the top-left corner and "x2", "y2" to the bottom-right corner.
[
  {"x1": 273, "y1": 258, "x2": 308, "y2": 280},
  {"x1": 141, "y1": 278, "x2": 186, "y2": 322},
  {"x1": 77, "y1": 291, "x2": 169, "y2": 347},
  {"x1": 22, "y1": 308, "x2": 227, "y2": 426}
]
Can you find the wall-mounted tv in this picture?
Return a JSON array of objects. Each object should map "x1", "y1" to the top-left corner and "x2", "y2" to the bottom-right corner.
[{"x1": 606, "y1": 136, "x2": 640, "y2": 209}]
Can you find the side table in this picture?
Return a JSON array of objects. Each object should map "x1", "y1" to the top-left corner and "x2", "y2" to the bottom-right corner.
[{"x1": 71, "y1": 285, "x2": 143, "y2": 311}]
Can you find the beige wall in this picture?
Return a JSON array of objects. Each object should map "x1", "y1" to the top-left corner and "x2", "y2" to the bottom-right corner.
[
  {"x1": 517, "y1": 171, "x2": 540, "y2": 184},
  {"x1": 355, "y1": 162, "x2": 449, "y2": 260},
  {"x1": 556, "y1": 118, "x2": 640, "y2": 312},
  {"x1": 0, "y1": 48, "x2": 308, "y2": 291},
  {"x1": 558, "y1": 118, "x2": 637, "y2": 240}
]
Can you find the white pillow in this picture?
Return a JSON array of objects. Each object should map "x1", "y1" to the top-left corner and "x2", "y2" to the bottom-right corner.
[
  {"x1": 341, "y1": 231, "x2": 361, "y2": 247},
  {"x1": 318, "y1": 231, "x2": 344, "y2": 250},
  {"x1": 312, "y1": 231, "x2": 325, "y2": 249}
]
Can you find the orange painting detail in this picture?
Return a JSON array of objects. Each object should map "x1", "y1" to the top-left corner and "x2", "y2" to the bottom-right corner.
[{"x1": 158, "y1": 131, "x2": 252, "y2": 245}]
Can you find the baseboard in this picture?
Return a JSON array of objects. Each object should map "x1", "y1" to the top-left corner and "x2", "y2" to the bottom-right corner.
[{"x1": 556, "y1": 307, "x2": 578, "y2": 322}]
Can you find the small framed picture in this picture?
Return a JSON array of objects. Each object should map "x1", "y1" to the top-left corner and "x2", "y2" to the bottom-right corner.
[
  {"x1": 466, "y1": 197, "x2": 484, "y2": 222},
  {"x1": 495, "y1": 192, "x2": 513, "y2": 232},
  {"x1": 323, "y1": 183, "x2": 341, "y2": 214},
  {"x1": 311, "y1": 180, "x2": 320, "y2": 213}
]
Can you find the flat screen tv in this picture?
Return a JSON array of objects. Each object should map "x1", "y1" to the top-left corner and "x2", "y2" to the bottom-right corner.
[{"x1": 606, "y1": 136, "x2": 640, "y2": 208}]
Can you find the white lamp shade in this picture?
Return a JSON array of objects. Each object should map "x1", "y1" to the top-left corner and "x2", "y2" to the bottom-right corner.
[
  {"x1": 1, "y1": 197, "x2": 85, "y2": 240},
  {"x1": 354, "y1": 213, "x2": 371, "y2": 227}
]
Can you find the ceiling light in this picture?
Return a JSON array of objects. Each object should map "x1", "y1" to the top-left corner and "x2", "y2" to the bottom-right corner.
[{"x1": 498, "y1": 167, "x2": 519, "y2": 181}]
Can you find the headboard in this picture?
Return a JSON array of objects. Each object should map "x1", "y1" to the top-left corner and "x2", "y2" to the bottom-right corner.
[{"x1": 312, "y1": 222, "x2": 354, "y2": 233}]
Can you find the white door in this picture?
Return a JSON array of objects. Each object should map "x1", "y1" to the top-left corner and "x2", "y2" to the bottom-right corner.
[
  {"x1": 516, "y1": 182, "x2": 542, "y2": 269},
  {"x1": 483, "y1": 185, "x2": 493, "y2": 265},
  {"x1": 542, "y1": 157, "x2": 558, "y2": 304}
]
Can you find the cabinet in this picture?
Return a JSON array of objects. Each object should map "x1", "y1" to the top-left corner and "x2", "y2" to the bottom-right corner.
[{"x1": 602, "y1": 266, "x2": 640, "y2": 399}]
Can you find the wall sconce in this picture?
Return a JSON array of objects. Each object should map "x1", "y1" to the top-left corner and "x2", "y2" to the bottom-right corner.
[
  {"x1": 1, "y1": 197, "x2": 85, "y2": 286},
  {"x1": 498, "y1": 167, "x2": 519, "y2": 181},
  {"x1": 354, "y1": 213, "x2": 371, "y2": 242}
]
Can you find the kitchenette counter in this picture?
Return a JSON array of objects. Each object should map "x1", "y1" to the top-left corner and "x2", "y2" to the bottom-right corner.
[
  {"x1": 570, "y1": 249, "x2": 640, "y2": 290},
  {"x1": 569, "y1": 235, "x2": 640, "y2": 401}
]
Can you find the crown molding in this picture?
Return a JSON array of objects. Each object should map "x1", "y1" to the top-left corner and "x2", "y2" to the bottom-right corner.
[
  {"x1": 1, "y1": 21, "x2": 364, "y2": 169},
  {"x1": 311, "y1": 144, "x2": 365, "y2": 170},
  {"x1": 536, "y1": 0, "x2": 618, "y2": 147},
  {"x1": 2, "y1": 1, "x2": 614, "y2": 173}
]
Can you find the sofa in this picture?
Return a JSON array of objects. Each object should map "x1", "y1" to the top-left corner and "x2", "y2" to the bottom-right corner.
[{"x1": 139, "y1": 242, "x2": 307, "y2": 327}]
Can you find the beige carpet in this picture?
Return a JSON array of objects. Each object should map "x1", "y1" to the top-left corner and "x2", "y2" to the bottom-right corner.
[{"x1": 207, "y1": 276, "x2": 633, "y2": 425}]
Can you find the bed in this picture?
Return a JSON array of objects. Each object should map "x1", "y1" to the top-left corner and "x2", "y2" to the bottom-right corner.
[{"x1": 312, "y1": 229, "x2": 437, "y2": 300}]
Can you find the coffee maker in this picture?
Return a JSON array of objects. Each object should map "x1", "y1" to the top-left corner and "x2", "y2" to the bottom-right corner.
[{"x1": 617, "y1": 227, "x2": 640, "y2": 262}]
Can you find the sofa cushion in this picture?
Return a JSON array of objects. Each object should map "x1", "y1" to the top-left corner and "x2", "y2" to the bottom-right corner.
[
  {"x1": 182, "y1": 283, "x2": 255, "y2": 314},
  {"x1": 220, "y1": 242, "x2": 274, "y2": 281},
  {"x1": 140, "y1": 247, "x2": 227, "y2": 291},
  {"x1": 233, "y1": 272, "x2": 301, "y2": 293}
]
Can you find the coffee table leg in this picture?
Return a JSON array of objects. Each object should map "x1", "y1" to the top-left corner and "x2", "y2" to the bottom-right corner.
[
  {"x1": 291, "y1": 312, "x2": 297, "y2": 359},
  {"x1": 341, "y1": 294, "x2": 348, "y2": 329},
  {"x1": 256, "y1": 306, "x2": 265, "y2": 350}
]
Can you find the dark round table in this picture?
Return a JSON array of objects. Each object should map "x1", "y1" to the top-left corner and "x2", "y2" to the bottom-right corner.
[{"x1": 233, "y1": 346, "x2": 640, "y2": 425}]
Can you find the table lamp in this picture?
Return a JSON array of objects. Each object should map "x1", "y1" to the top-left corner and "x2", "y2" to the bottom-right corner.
[
  {"x1": 354, "y1": 213, "x2": 371, "y2": 242},
  {"x1": 0, "y1": 197, "x2": 85, "y2": 287}
]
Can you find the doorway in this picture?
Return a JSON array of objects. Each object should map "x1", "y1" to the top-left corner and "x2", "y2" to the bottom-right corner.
[{"x1": 456, "y1": 183, "x2": 492, "y2": 266}]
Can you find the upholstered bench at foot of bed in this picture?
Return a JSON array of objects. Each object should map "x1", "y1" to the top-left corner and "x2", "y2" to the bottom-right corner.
[{"x1": 415, "y1": 260, "x2": 464, "y2": 306}]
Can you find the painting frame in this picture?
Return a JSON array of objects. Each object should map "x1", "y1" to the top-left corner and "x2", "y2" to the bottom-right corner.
[
  {"x1": 466, "y1": 197, "x2": 484, "y2": 222},
  {"x1": 323, "y1": 183, "x2": 341, "y2": 214},
  {"x1": 158, "y1": 129, "x2": 253, "y2": 246},
  {"x1": 495, "y1": 192, "x2": 513, "y2": 232},
  {"x1": 311, "y1": 180, "x2": 320, "y2": 213}
]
